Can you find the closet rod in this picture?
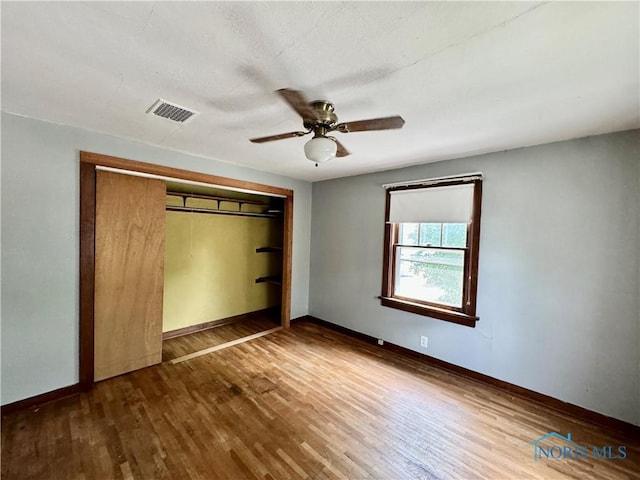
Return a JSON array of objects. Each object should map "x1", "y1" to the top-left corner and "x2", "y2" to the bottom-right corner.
[
  {"x1": 167, "y1": 191, "x2": 267, "y2": 206},
  {"x1": 166, "y1": 205, "x2": 279, "y2": 219}
]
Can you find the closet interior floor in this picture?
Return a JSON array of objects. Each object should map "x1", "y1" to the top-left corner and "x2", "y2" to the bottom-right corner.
[{"x1": 162, "y1": 313, "x2": 280, "y2": 362}]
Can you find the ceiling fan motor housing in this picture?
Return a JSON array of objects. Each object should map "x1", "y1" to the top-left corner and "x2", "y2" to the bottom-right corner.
[{"x1": 303, "y1": 101, "x2": 338, "y2": 131}]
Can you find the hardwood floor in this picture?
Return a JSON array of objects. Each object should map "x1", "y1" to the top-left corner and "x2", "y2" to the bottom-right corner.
[
  {"x1": 162, "y1": 315, "x2": 279, "y2": 362},
  {"x1": 2, "y1": 321, "x2": 638, "y2": 479}
]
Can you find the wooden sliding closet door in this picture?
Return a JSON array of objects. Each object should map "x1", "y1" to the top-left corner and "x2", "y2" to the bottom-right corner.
[{"x1": 94, "y1": 170, "x2": 166, "y2": 381}]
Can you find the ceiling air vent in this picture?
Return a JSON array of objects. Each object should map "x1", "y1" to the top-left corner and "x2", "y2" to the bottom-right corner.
[{"x1": 146, "y1": 98, "x2": 199, "y2": 123}]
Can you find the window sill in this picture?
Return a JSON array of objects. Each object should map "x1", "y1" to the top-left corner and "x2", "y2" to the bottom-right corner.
[{"x1": 379, "y1": 297, "x2": 478, "y2": 327}]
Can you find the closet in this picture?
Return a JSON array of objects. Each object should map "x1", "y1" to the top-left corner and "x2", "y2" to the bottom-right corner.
[
  {"x1": 161, "y1": 182, "x2": 284, "y2": 354},
  {"x1": 81, "y1": 152, "x2": 292, "y2": 385}
]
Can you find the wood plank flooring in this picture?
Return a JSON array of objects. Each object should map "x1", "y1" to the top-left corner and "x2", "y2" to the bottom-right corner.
[
  {"x1": 162, "y1": 315, "x2": 279, "y2": 362},
  {"x1": 2, "y1": 321, "x2": 639, "y2": 480}
]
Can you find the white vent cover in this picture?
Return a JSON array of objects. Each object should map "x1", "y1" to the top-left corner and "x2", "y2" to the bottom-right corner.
[{"x1": 146, "y1": 98, "x2": 199, "y2": 123}]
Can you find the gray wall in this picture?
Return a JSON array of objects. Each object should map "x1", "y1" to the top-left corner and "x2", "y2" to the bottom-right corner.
[
  {"x1": 309, "y1": 130, "x2": 640, "y2": 425},
  {"x1": 0, "y1": 112, "x2": 312, "y2": 405}
]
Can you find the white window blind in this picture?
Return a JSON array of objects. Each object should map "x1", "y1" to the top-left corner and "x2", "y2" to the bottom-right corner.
[{"x1": 389, "y1": 183, "x2": 475, "y2": 224}]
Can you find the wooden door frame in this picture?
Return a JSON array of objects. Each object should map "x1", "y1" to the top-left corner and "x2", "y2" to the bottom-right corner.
[{"x1": 79, "y1": 151, "x2": 294, "y2": 390}]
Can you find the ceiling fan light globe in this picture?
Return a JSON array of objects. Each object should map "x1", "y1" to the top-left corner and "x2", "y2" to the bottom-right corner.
[{"x1": 304, "y1": 136, "x2": 337, "y2": 163}]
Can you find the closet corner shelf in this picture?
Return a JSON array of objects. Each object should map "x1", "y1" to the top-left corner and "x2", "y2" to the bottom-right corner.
[
  {"x1": 255, "y1": 275, "x2": 282, "y2": 286},
  {"x1": 256, "y1": 247, "x2": 283, "y2": 253}
]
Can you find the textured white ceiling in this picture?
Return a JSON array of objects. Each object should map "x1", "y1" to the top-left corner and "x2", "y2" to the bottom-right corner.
[{"x1": 2, "y1": 2, "x2": 638, "y2": 181}]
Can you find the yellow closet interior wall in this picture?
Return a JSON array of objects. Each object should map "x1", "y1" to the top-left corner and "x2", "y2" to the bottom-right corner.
[{"x1": 163, "y1": 197, "x2": 282, "y2": 332}]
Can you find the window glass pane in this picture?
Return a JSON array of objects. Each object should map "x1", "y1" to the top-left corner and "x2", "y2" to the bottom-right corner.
[
  {"x1": 419, "y1": 223, "x2": 441, "y2": 246},
  {"x1": 399, "y1": 223, "x2": 419, "y2": 245},
  {"x1": 394, "y1": 247, "x2": 464, "y2": 307},
  {"x1": 442, "y1": 223, "x2": 467, "y2": 248}
]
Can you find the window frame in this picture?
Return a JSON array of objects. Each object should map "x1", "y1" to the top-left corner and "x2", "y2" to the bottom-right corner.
[{"x1": 380, "y1": 178, "x2": 482, "y2": 327}]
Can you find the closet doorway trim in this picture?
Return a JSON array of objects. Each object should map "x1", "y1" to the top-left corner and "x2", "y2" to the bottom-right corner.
[{"x1": 79, "y1": 151, "x2": 294, "y2": 390}]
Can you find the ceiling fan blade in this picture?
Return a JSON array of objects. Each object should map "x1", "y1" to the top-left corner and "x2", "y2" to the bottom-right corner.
[
  {"x1": 276, "y1": 88, "x2": 318, "y2": 120},
  {"x1": 336, "y1": 115, "x2": 405, "y2": 133},
  {"x1": 330, "y1": 137, "x2": 350, "y2": 157},
  {"x1": 249, "y1": 131, "x2": 308, "y2": 143}
]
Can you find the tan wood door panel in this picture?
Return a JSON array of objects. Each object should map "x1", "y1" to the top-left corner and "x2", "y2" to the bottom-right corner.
[{"x1": 94, "y1": 170, "x2": 166, "y2": 381}]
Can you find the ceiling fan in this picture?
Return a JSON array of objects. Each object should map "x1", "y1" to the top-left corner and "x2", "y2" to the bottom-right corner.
[{"x1": 250, "y1": 89, "x2": 405, "y2": 165}]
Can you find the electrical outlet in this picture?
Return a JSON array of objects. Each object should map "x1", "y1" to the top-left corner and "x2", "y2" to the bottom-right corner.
[
  {"x1": 378, "y1": 339, "x2": 384, "y2": 346},
  {"x1": 420, "y1": 336, "x2": 428, "y2": 348}
]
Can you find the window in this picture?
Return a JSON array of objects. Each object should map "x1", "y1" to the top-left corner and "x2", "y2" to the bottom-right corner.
[{"x1": 380, "y1": 176, "x2": 482, "y2": 327}]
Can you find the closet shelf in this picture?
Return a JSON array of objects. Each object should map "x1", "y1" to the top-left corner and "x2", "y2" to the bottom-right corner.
[
  {"x1": 166, "y1": 205, "x2": 278, "y2": 219},
  {"x1": 167, "y1": 191, "x2": 267, "y2": 206},
  {"x1": 256, "y1": 247, "x2": 283, "y2": 253},
  {"x1": 166, "y1": 190, "x2": 283, "y2": 218},
  {"x1": 255, "y1": 275, "x2": 282, "y2": 286}
]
